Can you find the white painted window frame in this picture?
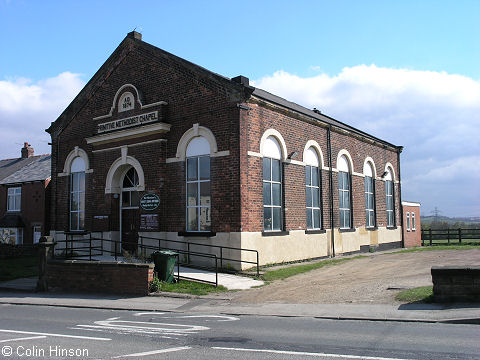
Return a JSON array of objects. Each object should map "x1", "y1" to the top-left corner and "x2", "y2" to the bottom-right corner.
[{"x1": 7, "y1": 187, "x2": 21, "y2": 212}]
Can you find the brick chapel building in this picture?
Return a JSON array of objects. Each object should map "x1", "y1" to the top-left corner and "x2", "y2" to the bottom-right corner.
[{"x1": 47, "y1": 32, "x2": 404, "y2": 268}]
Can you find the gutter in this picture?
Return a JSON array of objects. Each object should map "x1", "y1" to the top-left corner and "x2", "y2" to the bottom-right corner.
[
  {"x1": 327, "y1": 125, "x2": 335, "y2": 257},
  {"x1": 397, "y1": 147, "x2": 404, "y2": 248}
]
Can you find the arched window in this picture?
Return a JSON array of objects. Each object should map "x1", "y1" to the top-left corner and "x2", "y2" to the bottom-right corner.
[
  {"x1": 122, "y1": 167, "x2": 139, "y2": 208},
  {"x1": 305, "y1": 147, "x2": 322, "y2": 230},
  {"x1": 364, "y1": 161, "x2": 376, "y2": 228},
  {"x1": 385, "y1": 168, "x2": 395, "y2": 227},
  {"x1": 338, "y1": 154, "x2": 352, "y2": 229},
  {"x1": 262, "y1": 136, "x2": 283, "y2": 231},
  {"x1": 70, "y1": 157, "x2": 85, "y2": 231},
  {"x1": 186, "y1": 136, "x2": 211, "y2": 232}
]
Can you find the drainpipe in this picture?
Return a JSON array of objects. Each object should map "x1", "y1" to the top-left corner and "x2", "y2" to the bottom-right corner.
[
  {"x1": 397, "y1": 146, "x2": 404, "y2": 248},
  {"x1": 327, "y1": 125, "x2": 335, "y2": 257}
]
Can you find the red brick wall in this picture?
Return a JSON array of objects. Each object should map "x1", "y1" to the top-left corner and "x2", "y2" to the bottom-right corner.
[
  {"x1": 47, "y1": 260, "x2": 154, "y2": 295},
  {"x1": 403, "y1": 205, "x2": 421, "y2": 247},
  {"x1": 240, "y1": 100, "x2": 401, "y2": 233},
  {"x1": 0, "y1": 181, "x2": 49, "y2": 244},
  {"x1": 49, "y1": 40, "x2": 244, "y2": 233}
]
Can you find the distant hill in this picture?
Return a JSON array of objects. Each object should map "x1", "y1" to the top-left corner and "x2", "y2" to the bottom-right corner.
[{"x1": 421, "y1": 215, "x2": 480, "y2": 226}]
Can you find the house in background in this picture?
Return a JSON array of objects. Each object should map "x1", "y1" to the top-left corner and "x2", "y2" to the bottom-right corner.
[
  {"x1": 0, "y1": 143, "x2": 51, "y2": 244},
  {"x1": 402, "y1": 201, "x2": 421, "y2": 247}
]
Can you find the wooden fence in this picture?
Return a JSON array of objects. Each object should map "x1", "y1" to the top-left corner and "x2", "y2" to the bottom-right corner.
[{"x1": 421, "y1": 228, "x2": 480, "y2": 246}]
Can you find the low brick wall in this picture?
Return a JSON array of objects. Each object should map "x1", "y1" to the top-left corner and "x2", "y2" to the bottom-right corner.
[
  {"x1": 431, "y1": 266, "x2": 480, "y2": 302},
  {"x1": 47, "y1": 260, "x2": 154, "y2": 296},
  {"x1": 0, "y1": 244, "x2": 39, "y2": 259}
]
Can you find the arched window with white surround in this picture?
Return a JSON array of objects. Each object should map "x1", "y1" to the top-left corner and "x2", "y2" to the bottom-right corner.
[
  {"x1": 364, "y1": 161, "x2": 376, "y2": 228},
  {"x1": 186, "y1": 136, "x2": 211, "y2": 232},
  {"x1": 305, "y1": 147, "x2": 322, "y2": 230},
  {"x1": 70, "y1": 157, "x2": 86, "y2": 231},
  {"x1": 338, "y1": 154, "x2": 352, "y2": 229},
  {"x1": 262, "y1": 136, "x2": 283, "y2": 231},
  {"x1": 385, "y1": 167, "x2": 395, "y2": 227}
]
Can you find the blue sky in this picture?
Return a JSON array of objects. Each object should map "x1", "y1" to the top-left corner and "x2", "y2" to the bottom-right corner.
[{"x1": 1, "y1": 0, "x2": 479, "y2": 217}]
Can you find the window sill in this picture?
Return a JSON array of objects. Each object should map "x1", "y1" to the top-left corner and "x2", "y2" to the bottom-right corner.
[
  {"x1": 178, "y1": 231, "x2": 216, "y2": 237},
  {"x1": 339, "y1": 228, "x2": 356, "y2": 233},
  {"x1": 386, "y1": 226, "x2": 397, "y2": 230},
  {"x1": 63, "y1": 231, "x2": 89, "y2": 237},
  {"x1": 365, "y1": 226, "x2": 378, "y2": 231},
  {"x1": 305, "y1": 229, "x2": 326, "y2": 234},
  {"x1": 262, "y1": 231, "x2": 289, "y2": 237}
]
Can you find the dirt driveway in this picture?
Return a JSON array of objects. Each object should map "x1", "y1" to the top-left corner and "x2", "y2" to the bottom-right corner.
[{"x1": 231, "y1": 249, "x2": 480, "y2": 304}]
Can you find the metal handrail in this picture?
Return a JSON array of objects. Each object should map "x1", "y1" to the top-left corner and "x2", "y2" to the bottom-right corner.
[
  {"x1": 139, "y1": 235, "x2": 259, "y2": 277},
  {"x1": 53, "y1": 234, "x2": 220, "y2": 287}
]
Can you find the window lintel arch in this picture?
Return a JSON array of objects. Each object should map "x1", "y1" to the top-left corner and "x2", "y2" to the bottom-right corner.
[
  {"x1": 62, "y1": 147, "x2": 90, "y2": 175},
  {"x1": 259, "y1": 129, "x2": 287, "y2": 161},
  {"x1": 363, "y1": 157, "x2": 377, "y2": 178},
  {"x1": 105, "y1": 156, "x2": 145, "y2": 194},
  {"x1": 336, "y1": 149, "x2": 354, "y2": 173},
  {"x1": 175, "y1": 124, "x2": 218, "y2": 161},
  {"x1": 303, "y1": 140, "x2": 324, "y2": 168},
  {"x1": 383, "y1": 162, "x2": 396, "y2": 182}
]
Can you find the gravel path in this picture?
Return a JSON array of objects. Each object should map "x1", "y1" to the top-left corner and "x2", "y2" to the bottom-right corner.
[{"x1": 230, "y1": 249, "x2": 480, "y2": 304}]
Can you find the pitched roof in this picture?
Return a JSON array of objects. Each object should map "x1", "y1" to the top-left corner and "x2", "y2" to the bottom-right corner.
[
  {"x1": 0, "y1": 155, "x2": 51, "y2": 185},
  {"x1": 46, "y1": 31, "x2": 401, "y2": 150}
]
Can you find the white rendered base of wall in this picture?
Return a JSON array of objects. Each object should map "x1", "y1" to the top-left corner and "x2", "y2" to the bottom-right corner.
[{"x1": 51, "y1": 227, "x2": 401, "y2": 270}]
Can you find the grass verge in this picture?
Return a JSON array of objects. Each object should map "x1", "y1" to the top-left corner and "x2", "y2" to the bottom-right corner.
[
  {"x1": 395, "y1": 286, "x2": 434, "y2": 303},
  {"x1": 262, "y1": 255, "x2": 366, "y2": 282},
  {"x1": 150, "y1": 278, "x2": 227, "y2": 296},
  {"x1": 0, "y1": 256, "x2": 38, "y2": 282},
  {"x1": 398, "y1": 245, "x2": 479, "y2": 253}
]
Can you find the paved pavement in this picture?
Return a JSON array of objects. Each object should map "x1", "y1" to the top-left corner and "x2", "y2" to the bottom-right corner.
[
  {"x1": 175, "y1": 266, "x2": 264, "y2": 290},
  {"x1": 0, "y1": 287, "x2": 479, "y2": 325}
]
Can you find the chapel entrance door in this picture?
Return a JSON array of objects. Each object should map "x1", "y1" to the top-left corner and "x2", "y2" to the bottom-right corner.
[{"x1": 120, "y1": 167, "x2": 140, "y2": 255}]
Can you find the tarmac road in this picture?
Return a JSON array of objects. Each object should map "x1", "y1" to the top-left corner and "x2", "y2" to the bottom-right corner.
[{"x1": 0, "y1": 304, "x2": 479, "y2": 360}]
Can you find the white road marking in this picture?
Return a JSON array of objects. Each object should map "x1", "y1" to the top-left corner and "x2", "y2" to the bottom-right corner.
[
  {"x1": 160, "y1": 314, "x2": 240, "y2": 322},
  {"x1": 133, "y1": 312, "x2": 166, "y2": 316},
  {"x1": 75, "y1": 324, "x2": 189, "y2": 336},
  {"x1": 112, "y1": 346, "x2": 191, "y2": 358},
  {"x1": 0, "y1": 329, "x2": 111, "y2": 341},
  {"x1": 212, "y1": 347, "x2": 414, "y2": 360},
  {"x1": 75, "y1": 319, "x2": 209, "y2": 336},
  {"x1": 0, "y1": 335, "x2": 46, "y2": 343},
  {"x1": 133, "y1": 312, "x2": 239, "y2": 322}
]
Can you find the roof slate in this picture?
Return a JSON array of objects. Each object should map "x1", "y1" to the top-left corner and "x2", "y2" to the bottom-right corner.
[{"x1": 0, "y1": 155, "x2": 51, "y2": 185}]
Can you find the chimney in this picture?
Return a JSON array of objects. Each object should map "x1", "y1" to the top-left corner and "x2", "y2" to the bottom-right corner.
[
  {"x1": 127, "y1": 31, "x2": 142, "y2": 41},
  {"x1": 21, "y1": 142, "x2": 34, "y2": 158},
  {"x1": 232, "y1": 75, "x2": 250, "y2": 87}
]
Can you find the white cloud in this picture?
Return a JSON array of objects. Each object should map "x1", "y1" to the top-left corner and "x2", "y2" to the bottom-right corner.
[
  {"x1": 253, "y1": 65, "x2": 480, "y2": 217},
  {"x1": 0, "y1": 72, "x2": 85, "y2": 157}
]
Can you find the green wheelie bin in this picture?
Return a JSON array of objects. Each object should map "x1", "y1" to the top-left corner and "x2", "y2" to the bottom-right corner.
[{"x1": 151, "y1": 250, "x2": 178, "y2": 283}]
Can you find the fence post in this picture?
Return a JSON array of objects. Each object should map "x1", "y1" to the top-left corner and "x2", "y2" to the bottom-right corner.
[
  {"x1": 187, "y1": 243, "x2": 190, "y2": 264},
  {"x1": 141, "y1": 236, "x2": 144, "y2": 258},
  {"x1": 89, "y1": 233, "x2": 92, "y2": 261},
  {"x1": 256, "y1": 251, "x2": 259, "y2": 278},
  {"x1": 429, "y1": 228, "x2": 432, "y2": 246},
  {"x1": 447, "y1": 228, "x2": 450, "y2": 244},
  {"x1": 459, "y1": 228, "x2": 462, "y2": 244}
]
